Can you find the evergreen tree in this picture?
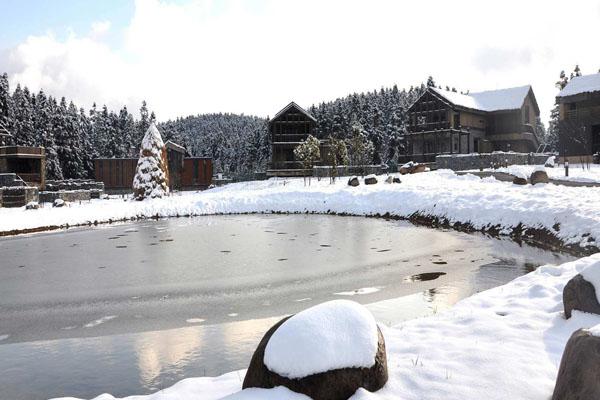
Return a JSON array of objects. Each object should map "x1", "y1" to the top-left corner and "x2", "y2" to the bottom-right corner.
[
  {"x1": 0, "y1": 73, "x2": 14, "y2": 140},
  {"x1": 133, "y1": 123, "x2": 169, "y2": 199},
  {"x1": 426, "y1": 76, "x2": 436, "y2": 88}
]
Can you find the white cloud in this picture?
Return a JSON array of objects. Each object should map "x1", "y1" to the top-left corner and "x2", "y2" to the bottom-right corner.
[
  {"x1": 90, "y1": 20, "x2": 112, "y2": 39},
  {"x1": 2, "y1": 0, "x2": 600, "y2": 123}
]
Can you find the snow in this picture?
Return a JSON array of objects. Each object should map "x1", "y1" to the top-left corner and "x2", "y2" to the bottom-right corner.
[
  {"x1": 432, "y1": 85, "x2": 531, "y2": 112},
  {"x1": 580, "y1": 263, "x2": 600, "y2": 303},
  {"x1": 365, "y1": 174, "x2": 377, "y2": 180},
  {"x1": 587, "y1": 324, "x2": 600, "y2": 337},
  {"x1": 2, "y1": 170, "x2": 600, "y2": 250},
  {"x1": 545, "y1": 156, "x2": 555, "y2": 167},
  {"x1": 557, "y1": 73, "x2": 600, "y2": 97},
  {"x1": 532, "y1": 165, "x2": 546, "y2": 173},
  {"x1": 263, "y1": 300, "x2": 378, "y2": 379},
  {"x1": 52, "y1": 254, "x2": 600, "y2": 400},
  {"x1": 481, "y1": 164, "x2": 600, "y2": 184}
]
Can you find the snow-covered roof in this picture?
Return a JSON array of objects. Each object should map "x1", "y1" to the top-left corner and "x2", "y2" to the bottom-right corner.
[
  {"x1": 431, "y1": 85, "x2": 532, "y2": 112},
  {"x1": 557, "y1": 73, "x2": 600, "y2": 98},
  {"x1": 270, "y1": 101, "x2": 317, "y2": 123},
  {"x1": 165, "y1": 140, "x2": 186, "y2": 154}
]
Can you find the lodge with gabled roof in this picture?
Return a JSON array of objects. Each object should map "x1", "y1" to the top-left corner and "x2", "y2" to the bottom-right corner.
[
  {"x1": 267, "y1": 101, "x2": 330, "y2": 177},
  {"x1": 556, "y1": 72, "x2": 600, "y2": 162},
  {"x1": 404, "y1": 85, "x2": 541, "y2": 163}
]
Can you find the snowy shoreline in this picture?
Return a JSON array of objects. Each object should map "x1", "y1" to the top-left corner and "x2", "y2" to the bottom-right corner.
[{"x1": 2, "y1": 169, "x2": 599, "y2": 255}]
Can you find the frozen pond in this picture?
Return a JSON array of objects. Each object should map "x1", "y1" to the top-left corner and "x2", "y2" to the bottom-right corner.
[{"x1": 0, "y1": 214, "x2": 575, "y2": 400}]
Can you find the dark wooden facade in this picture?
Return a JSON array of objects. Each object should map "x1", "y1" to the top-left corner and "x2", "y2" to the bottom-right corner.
[
  {"x1": 267, "y1": 102, "x2": 329, "y2": 177},
  {"x1": 0, "y1": 146, "x2": 46, "y2": 188},
  {"x1": 556, "y1": 74, "x2": 600, "y2": 161},
  {"x1": 404, "y1": 86, "x2": 540, "y2": 163},
  {"x1": 95, "y1": 144, "x2": 212, "y2": 192}
]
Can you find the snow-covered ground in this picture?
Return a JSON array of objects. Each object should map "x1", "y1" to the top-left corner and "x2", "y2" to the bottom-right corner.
[
  {"x1": 54, "y1": 253, "x2": 600, "y2": 400},
  {"x1": 476, "y1": 163, "x2": 600, "y2": 184},
  {"x1": 1, "y1": 170, "x2": 599, "y2": 251}
]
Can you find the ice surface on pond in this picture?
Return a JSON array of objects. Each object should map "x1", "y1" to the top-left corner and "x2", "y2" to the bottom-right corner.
[
  {"x1": 334, "y1": 287, "x2": 382, "y2": 296},
  {"x1": 263, "y1": 300, "x2": 378, "y2": 379},
  {"x1": 84, "y1": 315, "x2": 117, "y2": 328}
]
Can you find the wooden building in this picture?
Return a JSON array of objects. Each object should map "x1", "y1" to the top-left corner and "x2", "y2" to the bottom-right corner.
[
  {"x1": 95, "y1": 142, "x2": 212, "y2": 192},
  {"x1": 556, "y1": 72, "x2": 600, "y2": 162},
  {"x1": 267, "y1": 102, "x2": 330, "y2": 177},
  {"x1": 0, "y1": 146, "x2": 46, "y2": 188},
  {"x1": 404, "y1": 86, "x2": 540, "y2": 163}
]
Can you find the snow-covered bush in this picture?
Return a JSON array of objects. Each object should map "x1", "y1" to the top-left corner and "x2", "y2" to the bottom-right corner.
[{"x1": 132, "y1": 123, "x2": 169, "y2": 200}]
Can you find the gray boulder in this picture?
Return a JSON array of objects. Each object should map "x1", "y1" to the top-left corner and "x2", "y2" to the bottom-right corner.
[
  {"x1": 243, "y1": 316, "x2": 388, "y2": 400},
  {"x1": 348, "y1": 176, "x2": 360, "y2": 187},
  {"x1": 512, "y1": 176, "x2": 528, "y2": 185},
  {"x1": 384, "y1": 175, "x2": 393, "y2": 184},
  {"x1": 563, "y1": 274, "x2": 600, "y2": 319},
  {"x1": 552, "y1": 329, "x2": 600, "y2": 400},
  {"x1": 53, "y1": 198, "x2": 66, "y2": 208},
  {"x1": 530, "y1": 170, "x2": 549, "y2": 185},
  {"x1": 364, "y1": 175, "x2": 378, "y2": 185},
  {"x1": 25, "y1": 201, "x2": 40, "y2": 210}
]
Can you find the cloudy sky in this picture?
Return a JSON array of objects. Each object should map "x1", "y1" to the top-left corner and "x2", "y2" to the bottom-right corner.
[{"x1": 1, "y1": 0, "x2": 599, "y2": 123}]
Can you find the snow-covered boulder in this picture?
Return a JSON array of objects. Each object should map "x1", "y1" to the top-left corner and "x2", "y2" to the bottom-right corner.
[
  {"x1": 25, "y1": 201, "x2": 39, "y2": 210},
  {"x1": 530, "y1": 166, "x2": 549, "y2": 185},
  {"x1": 512, "y1": 171, "x2": 528, "y2": 185},
  {"x1": 564, "y1": 265, "x2": 600, "y2": 319},
  {"x1": 399, "y1": 161, "x2": 426, "y2": 175},
  {"x1": 348, "y1": 176, "x2": 359, "y2": 187},
  {"x1": 364, "y1": 174, "x2": 378, "y2": 185},
  {"x1": 53, "y1": 198, "x2": 65, "y2": 208},
  {"x1": 545, "y1": 156, "x2": 556, "y2": 168},
  {"x1": 243, "y1": 300, "x2": 388, "y2": 400},
  {"x1": 552, "y1": 327, "x2": 600, "y2": 399}
]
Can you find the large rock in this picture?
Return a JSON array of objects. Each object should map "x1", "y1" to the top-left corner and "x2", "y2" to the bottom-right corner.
[
  {"x1": 384, "y1": 175, "x2": 393, "y2": 184},
  {"x1": 364, "y1": 175, "x2": 378, "y2": 185},
  {"x1": 392, "y1": 177, "x2": 401, "y2": 184},
  {"x1": 512, "y1": 176, "x2": 528, "y2": 185},
  {"x1": 348, "y1": 176, "x2": 360, "y2": 187},
  {"x1": 243, "y1": 309, "x2": 388, "y2": 400},
  {"x1": 563, "y1": 274, "x2": 600, "y2": 319},
  {"x1": 530, "y1": 169, "x2": 549, "y2": 185},
  {"x1": 552, "y1": 328, "x2": 600, "y2": 400}
]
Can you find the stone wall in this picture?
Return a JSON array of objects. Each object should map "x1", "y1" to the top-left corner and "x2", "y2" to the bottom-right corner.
[
  {"x1": 39, "y1": 190, "x2": 91, "y2": 204},
  {"x1": 0, "y1": 186, "x2": 39, "y2": 208},
  {"x1": 45, "y1": 179, "x2": 104, "y2": 192},
  {"x1": 435, "y1": 152, "x2": 554, "y2": 171},
  {"x1": 313, "y1": 165, "x2": 387, "y2": 178}
]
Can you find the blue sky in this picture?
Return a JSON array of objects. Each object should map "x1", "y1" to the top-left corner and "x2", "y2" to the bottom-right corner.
[
  {"x1": 0, "y1": 0, "x2": 598, "y2": 121},
  {"x1": 0, "y1": 0, "x2": 134, "y2": 48}
]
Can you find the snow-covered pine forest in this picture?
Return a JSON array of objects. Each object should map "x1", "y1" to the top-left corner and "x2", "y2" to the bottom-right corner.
[{"x1": 3, "y1": 71, "x2": 574, "y2": 181}]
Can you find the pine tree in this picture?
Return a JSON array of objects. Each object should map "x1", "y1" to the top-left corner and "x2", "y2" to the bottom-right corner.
[
  {"x1": 0, "y1": 73, "x2": 14, "y2": 142},
  {"x1": 35, "y1": 91, "x2": 63, "y2": 180},
  {"x1": 12, "y1": 84, "x2": 35, "y2": 146},
  {"x1": 132, "y1": 123, "x2": 169, "y2": 199},
  {"x1": 426, "y1": 76, "x2": 436, "y2": 88},
  {"x1": 346, "y1": 120, "x2": 374, "y2": 176}
]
